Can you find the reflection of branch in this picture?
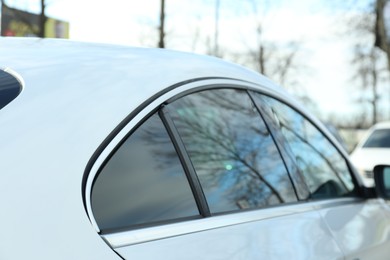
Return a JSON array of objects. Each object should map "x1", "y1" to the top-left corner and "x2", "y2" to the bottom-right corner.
[
  {"x1": 200, "y1": 91, "x2": 250, "y2": 115},
  {"x1": 173, "y1": 96, "x2": 284, "y2": 203},
  {"x1": 201, "y1": 127, "x2": 284, "y2": 202},
  {"x1": 199, "y1": 91, "x2": 269, "y2": 136},
  {"x1": 281, "y1": 122, "x2": 349, "y2": 191},
  {"x1": 232, "y1": 152, "x2": 284, "y2": 202}
]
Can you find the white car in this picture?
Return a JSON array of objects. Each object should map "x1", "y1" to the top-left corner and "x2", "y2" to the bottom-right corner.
[
  {"x1": 351, "y1": 122, "x2": 390, "y2": 186},
  {"x1": 1, "y1": 38, "x2": 390, "y2": 260}
]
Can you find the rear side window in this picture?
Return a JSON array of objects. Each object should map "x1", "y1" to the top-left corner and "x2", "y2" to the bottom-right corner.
[
  {"x1": 363, "y1": 129, "x2": 390, "y2": 148},
  {"x1": 167, "y1": 89, "x2": 297, "y2": 214},
  {"x1": 0, "y1": 69, "x2": 22, "y2": 110},
  {"x1": 253, "y1": 94, "x2": 355, "y2": 199},
  {"x1": 91, "y1": 113, "x2": 199, "y2": 232}
]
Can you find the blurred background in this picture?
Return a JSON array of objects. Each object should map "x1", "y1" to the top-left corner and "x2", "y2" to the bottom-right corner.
[{"x1": 1, "y1": 0, "x2": 389, "y2": 152}]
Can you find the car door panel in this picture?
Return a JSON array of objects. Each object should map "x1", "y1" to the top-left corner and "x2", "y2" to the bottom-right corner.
[
  {"x1": 110, "y1": 207, "x2": 344, "y2": 260},
  {"x1": 317, "y1": 199, "x2": 390, "y2": 260},
  {"x1": 248, "y1": 91, "x2": 390, "y2": 259}
]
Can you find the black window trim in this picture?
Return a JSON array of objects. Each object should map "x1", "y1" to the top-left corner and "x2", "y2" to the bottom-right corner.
[
  {"x1": 249, "y1": 90, "x2": 362, "y2": 199},
  {"x1": 87, "y1": 84, "x2": 304, "y2": 233},
  {"x1": 85, "y1": 80, "x2": 363, "y2": 235},
  {"x1": 91, "y1": 109, "x2": 204, "y2": 234},
  {"x1": 159, "y1": 107, "x2": 211, "y2": 217},
  {"x1": 164, "y1": 87, "x2": 300, "y2": 215},
  {"x1": 83, "y1": 77, "x2": 225, "y2": 218},
  {"x1": 0, "y1": 68, "x2": 23, "y2": 110},
  {"x1": 247, "y1": 90, "x2": 302, "y2": 201}
]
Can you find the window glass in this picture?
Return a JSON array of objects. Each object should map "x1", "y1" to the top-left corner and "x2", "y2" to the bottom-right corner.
[
  {"x1": 250, "y1": 91, "x2": 310, "y2": 200},
  {"x1": 0, "y1": 70, "x2": 22, "y2": 110},
  {"x1": 168, "y1": 89, "x2": 297, "y2": 214},
  {"x1": 363, "y1": 129, "x2": 390, "y2": 148},
  {"x1": 91, "y1": 113, "x2": 199, "y2": 231},
  {"x1": 255, "y1": 94, "x2": 355, "y2": 199}
]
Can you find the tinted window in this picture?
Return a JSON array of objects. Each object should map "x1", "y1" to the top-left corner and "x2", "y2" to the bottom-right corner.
[
  {"x1": 363, "y1": 129, "x2": 390, "y2": 148},
  {"x1": 91, "y1": 113, "x2": 199, "y2": 231},
  {"x1": 168, "y1": 89, "x2": 297, "y2": 214},
  {"x1": 250, "y1": 91, "x2": 310, "y2": 200},
  {"x1": 254, "y1": 94, "x2": 355, "y2": 199},
  {"x1": 0, "y1": 70, "x2": 22, "y2": 110}
]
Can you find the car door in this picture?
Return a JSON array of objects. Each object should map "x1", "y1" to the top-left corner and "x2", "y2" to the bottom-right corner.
[
  {"x1": 85, "y1": 82, "x2": 345, "y2": 259},
  {"x1": 251, "y1": 91, "x2": 390, "y2": 260}
]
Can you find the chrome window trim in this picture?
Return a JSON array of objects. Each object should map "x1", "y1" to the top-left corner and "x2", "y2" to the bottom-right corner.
[
  {"x1": 0, "y1": 67, "x2": 25, "y2": 110},
  {"x1": 85, "y1": 78, "x2": 269, "y2": 232},
  {"x1": 249, "y1": 90, "x2": 363, "y2": 196},
  {"x1": 85, "y1": 77, "x2": 357, "y2": 235},
  {"x1": 102, "y1": 197, "x2": 362, "y2": 248},
  {"x1": 1, "y1": 67, "x2": 25, "y2": 90},
  {"x1": 312, "y1": 197, "x2": 365, "y2": 210}
]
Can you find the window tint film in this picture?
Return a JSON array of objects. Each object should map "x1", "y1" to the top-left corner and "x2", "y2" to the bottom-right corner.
[
  {"x1": 168, "y1": 89, "x2": 297, "y2": 214},
  {"x1": 91, "y1": 113, "x2": 199, "y2": 231},
  {"x1": 0, "y1": 70, "x2": 22, "y2": 110},
  {"x1": 255, "y1": 94, "x2": 355, "y2": 199},
  {"x1": 363, "y1": 129, "x2": 390, "y2": 148},
  {"x1": 250, "y1": 91, "x2": 310, "y2": 200}
]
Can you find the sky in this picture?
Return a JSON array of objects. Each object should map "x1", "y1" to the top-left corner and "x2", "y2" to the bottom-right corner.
[{"x1": 3, "y1": 0, "x2": 389, "y2": 122}]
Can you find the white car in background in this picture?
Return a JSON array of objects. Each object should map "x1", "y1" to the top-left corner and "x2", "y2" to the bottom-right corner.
[
  {"x1": 1, "y1": 37, "x2": 390, "y2": 259},
  {"x1": 351, "y1": 122, "x2": 390, "y2": 186}
]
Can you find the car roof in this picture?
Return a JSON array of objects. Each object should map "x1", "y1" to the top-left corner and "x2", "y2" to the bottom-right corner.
[
  {"x1": 0, "y1": 37, "x2": 281, "y2": 99},
  {"x1": 1, "y1": 37, "x2": 313, "y2": 161},
  {"x1": 0, "y1": 37, "x2": 296, "y2": 139}
]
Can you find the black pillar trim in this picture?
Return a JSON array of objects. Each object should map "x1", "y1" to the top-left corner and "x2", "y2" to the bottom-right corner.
[
  {"x1": 247, "y1": 89, "x2": 301, "y2": 200},
  {"x1": 159, "y1": 107, "x2": 211, "y2": 217}
]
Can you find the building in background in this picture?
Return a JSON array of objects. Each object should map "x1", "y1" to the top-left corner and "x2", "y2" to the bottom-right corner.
[{"x1": 1, "y1": 5, "x2": 69, "y2": 38}]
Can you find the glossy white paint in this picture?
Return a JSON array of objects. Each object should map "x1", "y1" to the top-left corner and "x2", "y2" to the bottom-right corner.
[
  {"x1": 114, "y1": 208, "x2": 344, "y2": 260},
  {"x1": 85, "y1": 78, "x2": 269, "y2": 233},
  {"x1": 0, "y1": 38, "x2": 389, "y2": 259},
  {"x1": 0, "y1": 38, "x2": 289, "y2": 259},
  {"x1": 85, "y1": 77, "x2": 344, "y2": 233},
  {"x1": 103, "y1": 201, "x2": 325, "y2": 248},
  {"x1": 350, "y1": 148, "x2": 390, "y2": 186},
  {"x1": 317, "y1": 199, "x2": 390, "y2": 260},
  {"x1": 351, "y1": 122, "x2": 390, "y2": 186}
]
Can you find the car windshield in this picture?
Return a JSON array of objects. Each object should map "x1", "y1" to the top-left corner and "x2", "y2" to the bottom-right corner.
[{"x1": 363, "y1": 129, "x2": 390, "y2": 148}]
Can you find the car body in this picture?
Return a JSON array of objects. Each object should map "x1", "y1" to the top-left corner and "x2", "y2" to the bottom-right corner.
[
  {"x1": 351, "y1": 122, "x2": 390, "y2": 187},
  {"x1": 1, "y1": 38, "x2": 390, "y2": 259}
]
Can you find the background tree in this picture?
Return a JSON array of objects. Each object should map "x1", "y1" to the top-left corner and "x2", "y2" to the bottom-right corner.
[
  {"x1": 375, "y1": 0, "x2": 390, "y2": 69},
  {"x1": 230, "y1": 0, "x2": 310, "y2": 108},
  {"x1": 351, "y1": 45, "x2": 387, "y2": 125},
  {"x1": 38, "y1": 0, "x2": 46, "y2": 38},
  {"x1": 158, "y1": 0, "x2": 165, "y2": 48},
  {"x1": 341, "y1": 0, "x2": 390, "y2": 126},
  {"x1": 213, "y1": 0, "x2": 220, "y2": 57}
]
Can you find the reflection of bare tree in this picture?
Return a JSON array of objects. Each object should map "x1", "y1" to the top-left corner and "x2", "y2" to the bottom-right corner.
[
  {"x1": 280, "y1": 122, "x2": 349, "y2": 191},
  {"x1": 173, "y1": 105, "x2": 284, "y2": 203},
  {"x1": 161, "y1": 89, "x2": 294, "y2": 210},
  {"x1": 258, "y1": 93, "x2": 355, "y2": 198},
  {"x1": 141, "y1": 117, "x2": 179, "y2": 164},
  {"x1": 200, "y1": 90, "x2": 269, "y2": 136}
]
